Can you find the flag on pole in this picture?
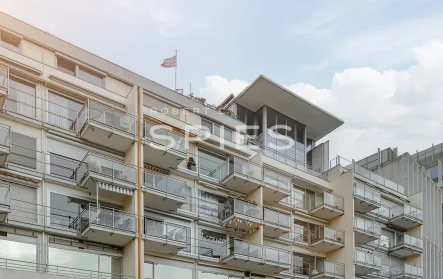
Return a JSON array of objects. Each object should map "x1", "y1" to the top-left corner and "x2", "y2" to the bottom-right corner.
[{"x1": 161, "y1": 55, "x2": 177, "y2": 68}]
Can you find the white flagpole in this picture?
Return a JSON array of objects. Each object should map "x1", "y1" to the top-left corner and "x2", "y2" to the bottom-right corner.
[{"x1": 174, "y1": 50, "x2": 177, "y2": 90}]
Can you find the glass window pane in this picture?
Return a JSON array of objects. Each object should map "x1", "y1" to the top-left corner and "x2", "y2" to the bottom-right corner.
[
  {"x1": 144, "y1": 262, "x2": 153, "y2": 279},
  {"x1": 0, "y1": 239, "x2": 36, "y2": 262},
  {"x1": 276, "y1": 112, "x2": 286, "y2": 135},
  {"x1": 9, "y1": 131, "x2": 37, "y2": 169},
  {"x1": 100, "y1": 255, "x2": 121, "y2": 275},
  {"x1": 295, "y1": 121, "x2": 305, "y2": 144},
  {"x1": 236, "y1": 104, "x2": 246, "y2": 123},
  {"x1": 155, "y1": 263, "x2": 192, "y2": 279},
  {"x1": 48, "y1": 247, "x2": 99, "y2": 271},
  {"x1": 57, "y1": 58, "x2": 76, "y2": 76},
  {"x1": 198, "y1": 149, "x2": 226, "y2": 179},
  {"x1": 7, "y1": 77, "x2": 36, "y2": 119},
  {"x1": 202, "y1": 119, "x2": 213, "y2": 133},
  {"x1": 78, "y1": 67, "x2": 103, "y2": 87},
  {"x1": 267, "y1": 107, "x2": 276, "y2": 129}
]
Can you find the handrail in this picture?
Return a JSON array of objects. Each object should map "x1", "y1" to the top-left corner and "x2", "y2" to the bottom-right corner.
[
  {"x1": 0, "y1": 257, "x2": 135, "y2": 279},
  {"x1": 75, "y1": 203, "x2": 137, "y2": 234},
  {"x1": 143, "y1": 170, "x2": 187, "y2": 198},
  {"x1": 263, "y1": 207, "x2": 291, "y2": 228},
  {"x1": 143, "y1": 217, "x2": 188, "y2": 244}
]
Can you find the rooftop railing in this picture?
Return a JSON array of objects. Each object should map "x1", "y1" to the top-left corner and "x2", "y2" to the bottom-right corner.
[
  {"x1": 75, "y1": 152, "x2": 137, "y2": 186},
  {"x1": 143, "y1": 171, "x2": 187, "y2": 198},
  {"x1": 331, "y1": 156, "x2": 406, "y2": 195},
  {"x1": 143, "y1": 121, "x2": 186, "y2": 154},
  {"x1": 75, "y1": 204, "x2": 137, "y2": 234},
  {"x1": 0, "y1": 257, "x2": 135, "y2": 279}
]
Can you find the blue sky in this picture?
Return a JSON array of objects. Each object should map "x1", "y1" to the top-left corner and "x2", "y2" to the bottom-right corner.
[{"x1": 2, "y1": 0, "x2": 443, "y2": 159}]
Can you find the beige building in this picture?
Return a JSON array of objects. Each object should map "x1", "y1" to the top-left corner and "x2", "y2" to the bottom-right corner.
[{"x1": 0, "y1": 11, "x2": 435, "y2": 279}]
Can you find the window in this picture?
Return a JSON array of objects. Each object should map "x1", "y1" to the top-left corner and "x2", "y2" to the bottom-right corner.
[
  {"x1": 0, "y1": 239, "x2": 36, "y2": 268},
  {"x1": 198, "y1": 270, "x2": 242, "y2": 279},
  {"x1": 48, "y1": 247, "x2": 121, "y2": 274},
  {"x1": 0, "y1": 31, "x2": 20, "y2": 52},
  {"x1": 9, "y1": 132, "x2": 37, "y2": 169},
  {"x1": 199, "y1": 229, "x2": 227, "y2": 258},
  {"x1": 56, "y1": 57, "x2": 105, "y2": 88},
  {"x1": 294, "y1": 220, "x2": 309, "y2": 243},
  {"x1": 295, "y1": 121, "x2": 305, "y2": 144},
  {"x1": 154, "y1": 263, "x2": 192, "y2": 279},
  {"x1": 47, "y1": 92, "x2": 84, "y2": 131},
  {"x1": 144, "y1": 95, "x2": 180, "y2": 119},
  {"x1": 78, "y1": 67, "x2": 104, "y2": 87},
  {"x1": 201, "y1": 118, "x2": 234, "y2": 141},
  {"x1": 50, "y1": 192, "x2": 89, "y2": 229},
  {"x1": 199, "y1": 190, "x2": 227, "y2": 219},
  {"x1": 6, "y1": 76, "x2": 36, "y2": 118},
  {"x1": 267, "y1": 107, "x2": 276, "y2": 129},
  {"x1": 198, "y1": 149, "x2": 227, "y2": 180},
  {"x1": 57, "y1": 57, "x2": 76, "y2": 76},
  {"x1": 49, "y1": 153, "x2": 81, "y2": 179},
  {"x1": 144, "y1": 262, "x2": 153, "y2": 279}
]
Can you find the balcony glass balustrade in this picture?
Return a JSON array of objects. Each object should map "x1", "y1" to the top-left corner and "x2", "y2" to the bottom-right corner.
[
  {"x1": 220, "y1": 156, "x2": 262, "y2": 194},
  {"x1": 389, "y1": 204, "x2": 423, "y2": 229},
  {"x1": 354, "y1": 216, "x2": 381, "y2": 244},
  {"x1": 263, "y1": 207, "x2": 291, "y2": 238},
  {"x1": 391, "y1": 263, "x2": 423, "y2": 279},
  {"x1": 220, "y1": 198, "x2": 263, "y2": 234},
  {"x1": 0, "y1": 123, "x2": 10, "y2": 166},
  {"x1": 0, "y1": 183, "x2": 10, "y2": 222},
  {"x1": 310, "y1": 260, "x2": 345, "y2": 279},
  {"x1": 309, "y1": 226, "x2": 345, "y2": 252},
  {"x1": 390, "y1": 232, "x2": 423, "y2": 257},
  {"x1": 354, "y1": 182, "x2": 381, "y2": 213},
  {"x1": 143, "y1": 217, "x2": 188, "y2": 254},
  {"x1": 308, "y1": 192, "x2": 344, "y2": 220},
  {"x1": 354, "y1": 250, "x2": 382, "y2": 274}
]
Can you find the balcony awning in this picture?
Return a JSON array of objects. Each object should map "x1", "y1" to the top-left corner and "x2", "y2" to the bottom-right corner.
[{"x1": 97, "y1": 182, "x2": 133, "y2": 196}]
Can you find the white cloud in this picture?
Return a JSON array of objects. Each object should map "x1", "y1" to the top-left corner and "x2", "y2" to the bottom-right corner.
[{"x1": 199, "y1": 40, "x2": 443, "y2": 161}]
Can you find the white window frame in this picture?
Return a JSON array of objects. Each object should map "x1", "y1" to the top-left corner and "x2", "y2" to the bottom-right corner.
[
  {"x1": 55, "y1": 54, "x2": 106, "y2": 88},
  {"x1": 0, "y1": 28, "x2": 22, "y2": 53}
]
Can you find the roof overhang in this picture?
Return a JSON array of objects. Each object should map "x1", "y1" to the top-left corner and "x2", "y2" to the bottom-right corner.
[{"x1": 231, "y1": 75, "x2": 344, "y2": 141}]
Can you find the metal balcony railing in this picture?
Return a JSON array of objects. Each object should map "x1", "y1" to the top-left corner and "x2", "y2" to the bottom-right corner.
[
  {"x1": 0, "y1": 184, "x2": 10, "y2": 208},
  {"x1": 78, "y1": 100, "x2": 137, "y2": 136},
  {"x1": 143, "y1": 121, "x2": 186, "y2": 154},
  {"x1": 143, "y1": 171, "x2": 187, "y2": 198},
  {"x1": 0, "y1": 123, "x2": 10, "y2": 149},
  {"x1": 263, "y1": 207, "x2": 291, "y2": 228},
  {"x1": 311, "y1": 260, "x2": 345, "y2": 277},
  {"x1": 220, "y1": 198, "x2": 263, "y2": 221},
  {"x1": 143, "y1": 217, "x2": 188, "y2": 244},
  {"x1": 75, "y1": 152, "x2": 137, "y2": 185},
  {"x1": 390, "y1": 204, "x2": 423, "y2": 223},
  {"x1": 354, "y1": 216, "x2": 381, "y2": 236},
  {"x1": 354, "y1": 182, "x2": 381, "y2": 205},
  {"x1": 0, "y1": 257, "x2": 135, "y2": 279},
  {"x1": 224, "y1": 238, "x2": 291, "y2": 266},
  {"x1": 391, "y1": 263, "x2": 423, "y2": 278},
  {"x1": 287, "y1": 261, "x2": 311, "y2": 277},
  {"x1": 392, "y1": 232, "x2": 423, "y2": 251},
  {"x1": 370, "y1": 235, "x2": 390, "y2": 249},
  {"x1": 308, "y1": 192, "x2": 344, "y2": 212},
  {"x1": 354, "y1": 250, "x2": 382, "y2": 269},
  {"x1": 74, "y1": 204, "x2": 137, "y2": 234},
  {"x1": 310, "y1": 226, "x2": 345, "y2": 245},
  {"x1": 220, "y1": 156, "x2": 262, "y2": 183}
]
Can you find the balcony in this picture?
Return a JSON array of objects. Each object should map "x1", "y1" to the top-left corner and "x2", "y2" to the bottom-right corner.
[
  {"x1": 391, "y1": 264, "x2": 423, "y2": 279},
  {"x1": 369, "y1": 204, "x2": 391, "y2": 224},
  {"x1": 0, "y1": 123, "x2": 10, "y2": 166},
  {"x1": 354, "y1": 216, "x2": 381, "y2": 244},
  {"x1": 220, "y1": 156, "x2": 262, "y2": 195},
  {"x1": 354, "y1": 250, "x2": 382, "y2": 275},
  {"x1": 0, "y1": 183, "x2": 10, "y2": 222},
  {"x1": 142, "y1": 121, "x2": 186, "y2": 169},
  {"x1": 390, "y1": 233, "x2": 423, "y2": 257},
  {"x1": 262, "y1": 168, "x2": 291, "y2": 204},
  {"x1": 310, "y1": 260, "x2": 345, "y2": 279},
  {"x1": 282, "y1": 261, "x2": 310, "y2": 279},
  {"x1": 0, "y1": 65, "x2": 8, "y2": 108},
  {"x1": 309, "y1": 226, "x2": 345, "y2": 253},
  {"x1": 76, "y1": 152, "x2": 137, "y2": 201},
  {"x1": 143, "y1": 217, "x2": 188, "y2": 254},
  {"x1": 74, "y1": 204, "x2": 137, "y2": 246},
  {"x1": 389, "y1": 204, "x2": 423, "y2": 229},
  {"x1": 221, "y1": 239, "x2": 291, "y2": 273},
  {"x1": 354, "y1": 182, "x2": 381, "y2": 213},
  {"x1": 308, "y1": 192, "x2": 344, "y2": 220},
  {"x1": 78, "y1": 100, "x2": 137, "y2": 152},
  {"x1": 220, "y1": 198, "x2": 263, "y2": 234},
  {"x1": 263, "y1": 207, "x2": 291, "y2": 238},
  {"x1": 142, "y1": 171, "x2": 187, "y2": 212}
]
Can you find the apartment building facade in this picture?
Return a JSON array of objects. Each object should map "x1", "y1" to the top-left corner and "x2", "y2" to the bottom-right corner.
[{"x1": 0, "y1": 11, "x2": 432, "y2": 279}]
